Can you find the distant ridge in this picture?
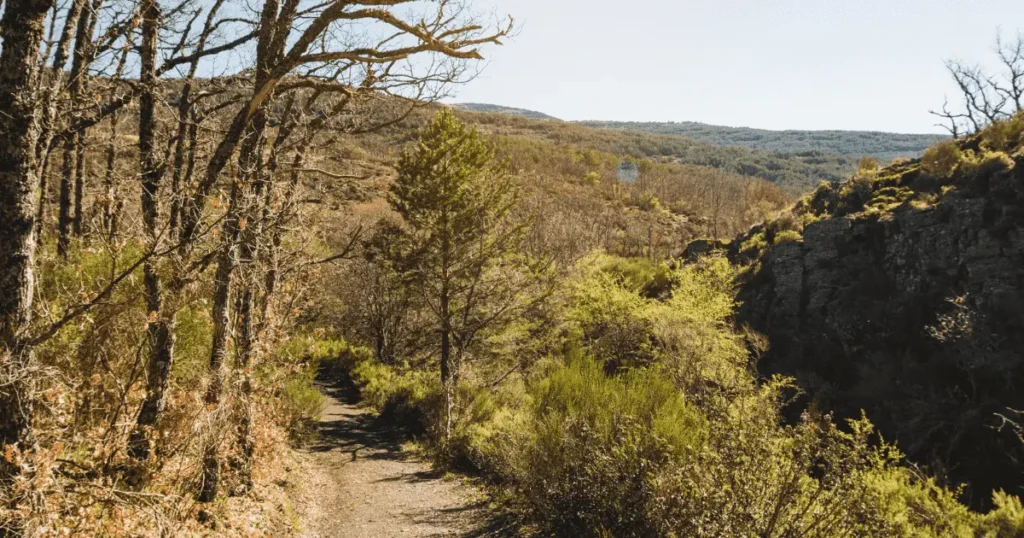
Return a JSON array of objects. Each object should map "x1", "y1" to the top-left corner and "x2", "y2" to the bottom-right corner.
[
  {"x1": 578, "y1": 120, "x2": 947, "y2": 162},
  {"x1": 452, "y1": 103, "x2": 945, "y2": 161},
  {"x1": 453, "y1": 102, "x2": 560, "y2": 121}
]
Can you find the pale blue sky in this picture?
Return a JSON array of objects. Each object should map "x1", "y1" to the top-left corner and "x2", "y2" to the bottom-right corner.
[{"x1": 445, "y1": 0, "x2": 1024, "y2": 134}]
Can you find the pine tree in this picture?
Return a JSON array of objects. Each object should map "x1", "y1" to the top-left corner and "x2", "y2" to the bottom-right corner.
[{"x1": 389, "y1": 109, "x2": 527, "y2": 447}]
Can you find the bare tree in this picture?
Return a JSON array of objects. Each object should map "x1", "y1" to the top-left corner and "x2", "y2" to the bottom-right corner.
[{"x1": 932, "y1": 31, "x2": 1024, "y2": 136}]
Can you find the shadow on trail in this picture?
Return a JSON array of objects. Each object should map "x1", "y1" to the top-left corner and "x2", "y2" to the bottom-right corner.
[
  {"x1": 308, "y1": 361, "x2": 522, "y2": 537},
  {"x1": 307, "y1": 363, "x2": 407, "y2": 459}
]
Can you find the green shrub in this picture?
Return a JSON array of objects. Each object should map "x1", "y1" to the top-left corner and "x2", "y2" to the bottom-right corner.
[
  {"x1": 922, "y1": 140, "x2": 964, "y2": 178},
  {"x1": 171, "y1": 304, "x2": 213, "y2": 385},
  {"x1": 774, "y1": 229, "x2": 803, "y2": 243},
  {"x1": 592, "y1": 254, "x2": 673, "y2": 298},
  {"x1": 568, "y1": 269, "x2": 658, "y2": 373},
  {"x1": 279, "y1": 367, "x2": 326, "y2": 442},
  {"x1": 837, "y1": 172, "x2": 874, "y2": 214},
  {"x1": 980, "y1": 112, "x2": 1024, "y2": 152},
  {"x1": 739, "y1": 230, "x2": 769, "y2": 257},
  {"x1": 958, "y1": 150, "x2": 1015, "y2": 181},
  {"x1": 488, "y1": 357, "x2": 706, "y2": 537},
  {"x1": 859, "y1": 155, "x2": 881, "y2": 172},
  {"x1": 979, "y1": 490, "x2": 1024, "y2": 536}
]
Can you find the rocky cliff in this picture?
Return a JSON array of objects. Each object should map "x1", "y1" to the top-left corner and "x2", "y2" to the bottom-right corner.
[{"x1": 712, "y1": 130, "x2": 1024, "y2": 508}]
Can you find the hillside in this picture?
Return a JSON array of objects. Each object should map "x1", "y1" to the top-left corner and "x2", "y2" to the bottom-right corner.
[
  {"x1": 579, "y1": 120, "x2": 948, "y2": 161},
  {"x1": 440, "y1": 109, "x2": 860, "y2": 192},
  {"x1": 697, "y1": 117, "x2": 1024, "y2": 509},
  {"x1": 452, "y1": 102, "x2": 560, "y2": 120}
]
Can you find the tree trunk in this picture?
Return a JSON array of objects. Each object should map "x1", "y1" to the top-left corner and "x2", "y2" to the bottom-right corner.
[
  {"x1": 34, "y1": 0, "x2": 85, "y2": 173},
  {"x1": 69, "y1": 0, "x2": 94, "y2": 238},
  {"x1": 57, "y1": 135, "x2": 75, "y2": 256},
  {"x1": 197, "y1": 180, "x2": 243, "y2": 503},
  {"x1": 0, "y1": 0, "x2": 58, "y2": 512},
  {"x1": 128, "y1": 0, "x2": 177, "y2": 463},
  {"x1": 258, "y1": 148, "x2": 305, "y2": 331},
  {"x1": 72, "y1": 133, "x2": 86, "y2": 236},
  {"x1": 168, "y1": 82, "x2": 192, "y2": 237},
  {"x1": 102, "y1": 113, "x2": 121, "y2": 241},
  {"x1": 440, "y1": 286, "x2": 454, "y2": 449}
]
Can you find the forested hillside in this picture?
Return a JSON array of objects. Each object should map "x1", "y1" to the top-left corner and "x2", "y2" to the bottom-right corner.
[
  {"x1": 580, "y1": 120, "x2": 947, "y2": 161},
  {"x1": 449, "y1": 110, "x2": 861, "y2": 192},
  {"x1": 453, "y1": 102, "x2": 560, "y2": 120}
]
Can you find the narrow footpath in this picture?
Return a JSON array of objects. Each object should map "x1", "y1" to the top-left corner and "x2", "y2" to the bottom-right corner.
[{"x1": 291, "y1": 370, "x2": 503, "y2": 538}]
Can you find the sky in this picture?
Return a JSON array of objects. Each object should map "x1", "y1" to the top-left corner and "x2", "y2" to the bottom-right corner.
[{"x1": 441, "y1": 0, "x2": 1024, "y2": 134}]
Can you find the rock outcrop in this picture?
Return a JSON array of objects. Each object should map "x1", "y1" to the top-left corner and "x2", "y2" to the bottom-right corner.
[{"x1": 720, "y1": 143, "x2": 1024, "y2": 508}]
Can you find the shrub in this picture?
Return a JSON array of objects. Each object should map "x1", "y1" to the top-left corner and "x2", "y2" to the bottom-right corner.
[
  {"x1": 774, "y1": 229, "x2": 803, "y2": 244},
  {"x1": 958, "y1": 150, "x2": 1015, "y2": 182},
  {"x1": 858, "y1": 155, "x2": 881, "y2": 172},
  {"x1": 488, "y1": 357, "x2": 706, "y2": 537},
  {"x1": 568, "y1": 269, "x2": 659, "y2": 373},
  {"x1": 279, "y1": 368, "x2": 326, "y2": 442},
  {"x1": 739, "y1": 230, "x2": 769, "y2": 257},
  {"x1": 921, "y1": 140, "x2": 964, "y2": 178},
  {"x1": 265, "y1": 334, "x2": 362, "y2": 440},
  {"x1": 980, "y1": 112, "x2": 1024, "y2": 152},
  {"x1": 837, "y1": 172, "x2": 874, "y2": 214}
]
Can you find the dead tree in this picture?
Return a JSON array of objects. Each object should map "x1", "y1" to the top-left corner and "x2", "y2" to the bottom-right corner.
[{"x1": 932, "y1": 32, "x2": 1024, "y2": 136}]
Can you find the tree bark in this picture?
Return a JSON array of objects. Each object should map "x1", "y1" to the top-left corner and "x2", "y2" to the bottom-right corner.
[
  {"x1": 57, "y1": 134, "x2": 75, "y2": 256},
  {"x1": 128, "y1": 0, "x2": 177, "y2": 463},
  {"x1": 0, "y1": 0, "x2": 58, "y2": 505},
  {"x1": 197, "y1": 179, "x2": 242, "y2": 503},
  {"x1": 440, "y1": 284, "x2": 453, "y2": 448},
  {"x1": 34, "y1": 0, "x2": 85, "y2": 172},
  {"x1": 69, "y1": 0, "x2": 94, "y2": 238},
  {"x1": 102, "y1": 112, "x2": 122, "y2": 241}
]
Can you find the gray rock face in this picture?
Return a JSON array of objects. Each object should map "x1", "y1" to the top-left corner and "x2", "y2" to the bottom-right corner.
[{"x1": 734, "y1": 157, "x2": 1024, "y2": 508}]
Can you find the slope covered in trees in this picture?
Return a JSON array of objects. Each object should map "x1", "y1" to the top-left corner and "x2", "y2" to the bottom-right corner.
[
  {"x1": 450, "y1": 110, "x2": 860, "y2": 192},
  {"x1": 580, "y1": 120, "x2": 948, "y2": 162},
  {"x1": 453, "y1": 102, "x2": 560, "y2": 120}
]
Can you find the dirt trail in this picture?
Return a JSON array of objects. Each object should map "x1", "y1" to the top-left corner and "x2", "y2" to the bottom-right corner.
[{"x1": 291, "y1": 370, "x2": 502, "y2": 538}]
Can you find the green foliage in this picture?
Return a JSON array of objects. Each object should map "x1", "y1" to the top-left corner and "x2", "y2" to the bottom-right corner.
[
  {"x1": 388, "y1": 109, "x2": 541, "y2": 449},
  {"x1": 922, "y1": 139, "x2": 963, "y2": 177},
  {"x1": 774, "y1": 229, "x2": 803, "y2": 243},
  {"x1": 979, "y1": 112, "x2": 1024, "y2": 152},
  {"x1": 568, "y1": 267, "x2": 659, "y2": 373},
  {"x1": 264, "y1": 335, "x2": 354, "y2": 440},
  {"x1": 391, "y1": 110, "x2": 517, "y2": 244},
  {"x1": 464, "y1": 110, "x2": 862, "y2": 192},
  {"x1": 279, "y1": 368, "x2": 326, "y2": 442},
  {"x1": 592, "y1": 254, "x2": 674, "y2": 297},
  {"x1": 171, "y1": 303, "x2": 213, "y2": 385},
  {"x1": 330, "y1": 246, "x2": 1024, "y2": 537},
  {"x1": 859, "y1": 155, "x2": 882, "y2": 171},
  {"x1": 489, "y1": 357, "x2": 706, "y2": 537},
  {"x1": 958, "y1": 150, "x2": 1016, "y2": 181}
]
